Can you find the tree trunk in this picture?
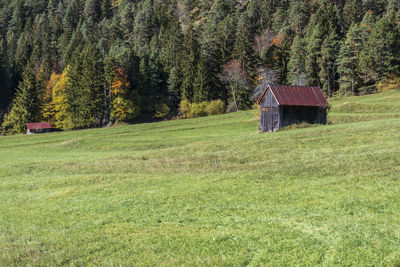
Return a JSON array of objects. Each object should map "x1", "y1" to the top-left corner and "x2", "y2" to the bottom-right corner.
[
  {"x1": 231, "y1": 85, "x2": 239, "y2": 112},
  {"x1": 103, "y1": 86, "x2": 109, "y2": 125}
]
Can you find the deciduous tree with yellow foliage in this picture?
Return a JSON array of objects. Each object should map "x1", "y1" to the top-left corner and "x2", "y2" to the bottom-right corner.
[
  {"x1": 42, "y1": 72, "x2": 62, "y2": 125},
  {"x1": 110, "y1": 67, "x2": 139, "y2": 122},
  {"x1": 43, "y1": 67, "x2": 70, "y2": 129}
]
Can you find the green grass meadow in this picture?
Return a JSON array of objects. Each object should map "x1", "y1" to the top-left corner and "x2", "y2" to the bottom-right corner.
[{"x1": 1, "y1": 91, "x2": 400, "y2": 266}]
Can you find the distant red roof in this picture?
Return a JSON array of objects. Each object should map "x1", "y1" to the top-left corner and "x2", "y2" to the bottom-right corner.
[
  {"x1": 26, "y1": 122, "x2": 52, "y2": 130},
  {"x1": 258, "y1": 84, "x2": 328, "y2": 107}
]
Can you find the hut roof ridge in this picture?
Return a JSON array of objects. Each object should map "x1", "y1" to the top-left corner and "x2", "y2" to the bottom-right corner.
[{"x1": 258, "y1": 84, "x2": 328, "y2": 107}]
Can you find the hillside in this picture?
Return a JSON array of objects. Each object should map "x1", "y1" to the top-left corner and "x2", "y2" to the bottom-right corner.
[
  {"x1": 1, "y1": 91, "x2": 400, "y2": 265},
  {"x1": 1, "y1": 0, "x2": 399, "y2": 134}
]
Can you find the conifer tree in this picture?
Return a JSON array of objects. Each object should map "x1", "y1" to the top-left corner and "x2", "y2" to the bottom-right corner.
[
  {"x1": 79, "y1": 41, "x2": 105, "y2": 127},
  {"x1": 201, "y1": 7, "x2": 225, "y2": 101},
  {"x1": 64, "y1": 49, "x2": 83, "y2": 129},
  {"x1": 215, "y1": 14, "x2": 236, "y2": 64},
  {"x1": 193, "y1": 56, "x2": 208, "y2": 103},
  {"x1": 343, "y1": 0, "x2": 364, "y2": 31},
  {"x1": 101, "y1": 0, "x2": 112, "y2": 19},
  {"x1": 305, "y1": 24, "x2": 323, "y2": 86},
  {"x1": 319, "y1": 31, "x2": 340, "y2": 97},
  {"x1": 358, "y1": 12, "x2": 377, "y2": 86},
  {"x1": 2, "y1": 63, "x2": 41, "y2": 134},
  {"x1": 158, "y1": 15, "x2": 183, "y2": 72},
  {"x1": 137, "y1": 52, "x2": 165, "y2": 116},
  {"x1": 288, "y1": 36, "x2": 307, "y2": 86},
  {"x1": 180, "y1": 25, "x2": 199, "y2": 102},
  {"x1": 0, "y1": 55, "x2": 9, "y2": 114},
  {"x1": 362, "y1": 17, "x2": 400, "y2": 81},
  {"x1": 363, "y1": 0, "x2": 387, "y2": 16},
  {"x1": 233, "y1": 14, "x2": 257, "y2": 80},
  {"x1": 287, "y1": 0, "x2": 310, "y2": 36},
  {"x1": 133, "y1": 0, "x2": 154, "y2": 53},
  {"x1": 84, "y1": 0, "x2": 101, "y2": 22},
  {"x1": 337, "y1": 23, "x2": 363, "y2": 94},
  {"x1": 274, "y1": 35, "x2": 291, "y2": 85},
  {"x1": 251, "y1": 0, "x2": 276, "y2": 31},
  {"x1": 271, "y1": 5, "x2": 289, "y2": 34},
  {"x1": 62, "y1": 0, "x2": 81, "y2": 31},
  {"x1": 65, "y1": 42, "x2": 104, "y2": 129},
  {"x1": 167, "y1": 66, "x2": 182, "y2": 111}
]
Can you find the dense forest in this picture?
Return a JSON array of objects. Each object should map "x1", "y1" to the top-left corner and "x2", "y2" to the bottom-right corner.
[{"x1": 0, "y1": 0, "x2": 399, "y2": 134}]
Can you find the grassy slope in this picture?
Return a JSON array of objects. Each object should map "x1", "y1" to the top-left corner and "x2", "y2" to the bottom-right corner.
[{"x1": 1, "y1": 91, "x2": 400, "y2": 266}]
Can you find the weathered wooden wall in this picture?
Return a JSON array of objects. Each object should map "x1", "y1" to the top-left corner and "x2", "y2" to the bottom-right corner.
[{"x1": 259, "y1": 89, "x2": 279, "y2": 132}]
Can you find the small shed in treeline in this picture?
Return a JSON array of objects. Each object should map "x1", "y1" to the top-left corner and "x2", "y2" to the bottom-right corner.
[
  {"x1": 257, "y1": 84, "x2": 329, "y2": 132},
  {"x1": 26, "y1": 122, "x2": 53, "y2": 134}
]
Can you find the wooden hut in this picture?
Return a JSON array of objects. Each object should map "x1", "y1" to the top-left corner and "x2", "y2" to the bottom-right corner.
[
  {"x1": 258, "y1": 84, "x2": 329, "y2": 132},
  {"x1": 26, "y1": 122, "x2": 53, "y2": 134}
]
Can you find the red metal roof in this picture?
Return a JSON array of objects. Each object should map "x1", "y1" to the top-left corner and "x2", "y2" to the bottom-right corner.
[
  {"x1": 258, "y1": 84, "x2": 328, "y2": 107},
  {"x1": 26, "y1": 122, "x2": 52, "y2": 130}
]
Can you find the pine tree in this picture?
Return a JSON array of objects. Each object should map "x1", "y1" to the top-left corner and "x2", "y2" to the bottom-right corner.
[
  {"x1": 288, "y1": 35, "x2": 307, "y2": 85},
  {"x1": 319, "y1": 31, "x2": 340, "y2": 97},
  {"x1": 6, "y1": 0, "x2": 25, "y2": 66},
  {"x1": 1, "y1": 63, "x2": 41, "y2": 134},
  {"x1": 201, "y1": 9, "x2": 225, "y2": 101},
  {"x1": 62, "y1": 0, "x2": 81, "y2": 31},
  {"x1": 64, "y1": 49, "x2": 83, "y2": 129},
  {"x1": 358, "y1": 11, "x2": 377, "y2": 86},
  {"x1": 363, "y1": 0, "x2": 388, "y2": 16},
  {"x1": 233, "y1": 14, "x2": 257, "y2": 80},
  {"x1": 386, "y1": 0, "x2": 400, "y2": 16},
  {"x1": 15, "y1": 29, "x2": 32, "y2": 74},
  {"x1": 65, "y1": 43, "x2": 105, "y2": 129},
  {"x1": 209, "y1": 0, "x2": 235, "y2": 24},
  {"x1": 337, "y1": 23, "x2": 363, "y2": 94},
  {"x1": 193, "y1": 56, "x2": 208, "y2": 103},
  {"x1": 137, "y1": 52, "x2": 165, "y2": 116},
  {"x1": 167, "y1": 66, "x2": 181, "y2": 111},
  {"x1": 287, "y1": 0, "x2": 310, "y2": 36},
  {"x1": 271, "y1": 5, "x2": 289, "y2": 34},
  {"x1": 305, "y1": 24, "x2": 323, "y2": 86},
  {"x1": 158, "y1": 14, "x2": 183, "y2": 72},
  {"x1": 84, "y1": 0, "x2": 101, "y2": 22},
  {"x1": 79, "y1": 41, "x2": 105, "y2": 127},
  {"x1": 362, "y1": 17, "x2": 400, "y2": 82},
  {"x1": 253, "y1": 0, "x2": 276, "y2": 31},
  {"x1": 180, "y1": 25, "x2": 199, "y2": 102},
  {"x1": 274, "y1": 34, "x2": 291, "y2": 85},
  {"x1": 0, "y1": 53, "x2": 12, "y2": 114},
  {"x1": 101, "y1": 0, "x2": 112, "y2": 19},
  {"x1": 133, "y1": 0, "x2": 154, "y2": 53},
  {"x1": 215, "y1": 14, "x2": 236, "y2": 64},
  {"x1": 343, "y1": 0, "x2": 364, "y2": 31}
]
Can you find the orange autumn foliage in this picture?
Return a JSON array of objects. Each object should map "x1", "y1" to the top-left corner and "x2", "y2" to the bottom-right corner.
[{"x1": 110, "y1": 67, "x2": 139, "y2": 121}]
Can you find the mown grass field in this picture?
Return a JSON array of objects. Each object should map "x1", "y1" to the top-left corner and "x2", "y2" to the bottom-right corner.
[{"x1": 1, "y1": 91, "x2": 400, "y2": 266}]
